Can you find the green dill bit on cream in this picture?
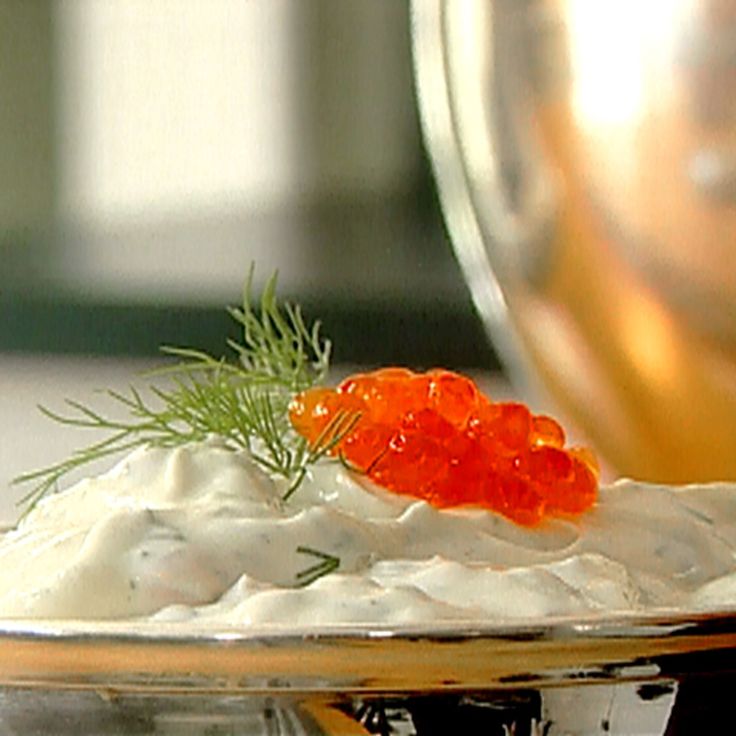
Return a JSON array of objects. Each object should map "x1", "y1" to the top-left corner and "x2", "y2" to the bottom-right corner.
[
  {"x1": 13, "y1": 267, "x2": 354, "y2": 513},
  {"x1": 294, "y1": 546, "x2": 341, "y2": 587}
]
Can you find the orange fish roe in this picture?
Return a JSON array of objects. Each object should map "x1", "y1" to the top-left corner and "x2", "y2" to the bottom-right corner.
[{"x1": 289, "y1": 368, "x2": 598, "y2": 526}]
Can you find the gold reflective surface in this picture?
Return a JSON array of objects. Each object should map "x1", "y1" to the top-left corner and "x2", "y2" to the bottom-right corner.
[
  {"x1": 415, "y1": 0, "x2": 736, "y2": 482},
  {"x1": 0, "y1": 614, "x2": 732, "y2": 692}
]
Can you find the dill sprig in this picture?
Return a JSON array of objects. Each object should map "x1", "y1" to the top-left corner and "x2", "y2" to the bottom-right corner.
[
  {"x1": 13, "y1": 267, "x2": 357, "y2": 513},
  {"x1": 295, "y1": 545, "x2": 341, "y2": 587}
]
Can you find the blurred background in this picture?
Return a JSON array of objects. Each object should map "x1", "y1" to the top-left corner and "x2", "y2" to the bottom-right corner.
[
  {"x1": 0, "y1": 0, "x2": 500, "y2": 522},
  {"x1": 9, "y1": 0, "x2": 736, "y2": 519},
  {"x1": 0, "y1": 0, "x2": 495, "y2": 369}
]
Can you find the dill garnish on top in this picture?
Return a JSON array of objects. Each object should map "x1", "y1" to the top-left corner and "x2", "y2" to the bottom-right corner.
[{"x1": 14, "y1": 266, "x2": 358, "y2": 513}]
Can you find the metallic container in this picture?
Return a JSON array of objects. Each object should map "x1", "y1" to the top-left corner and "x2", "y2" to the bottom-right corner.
[{"x1": 0, "y1": 613, "x2": 735, "y2": 734}]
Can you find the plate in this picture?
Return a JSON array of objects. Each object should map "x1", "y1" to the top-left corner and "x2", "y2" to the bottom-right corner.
[{"x1": 0, "y1": 612, "x2": 734, "y2": 734}]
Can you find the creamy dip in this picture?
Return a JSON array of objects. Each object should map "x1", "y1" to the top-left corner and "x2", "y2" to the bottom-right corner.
[{"x1": 1, "y1": 437, "x2": 735, "y2": 624}]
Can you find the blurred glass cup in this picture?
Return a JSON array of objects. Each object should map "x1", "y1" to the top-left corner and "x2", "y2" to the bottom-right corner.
[{"x1": 413, "y1": 0, "x2": 736, "y2": 483}]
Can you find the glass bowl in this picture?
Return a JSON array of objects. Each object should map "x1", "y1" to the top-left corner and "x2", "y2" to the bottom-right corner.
[{"x1": 412, "y1": 0, "x2": 736, "y2": 483}]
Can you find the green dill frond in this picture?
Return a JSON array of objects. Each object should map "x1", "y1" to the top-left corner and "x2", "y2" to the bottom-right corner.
[
  {"x1": 282, "y1": 408, "x2": 362, "y2": 502},
  {"x1": 12, "y1": 268, "x2": 348, "y2": 514},
  {"x1": 295, "y1": 545, "x2": 341, "y2": 587},
  {"x1": 226, "y1": 265, "x2": 330, "y2": 391}
]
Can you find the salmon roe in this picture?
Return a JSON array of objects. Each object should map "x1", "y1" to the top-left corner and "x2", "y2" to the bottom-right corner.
[{"x1": 289, "y1": 368, "x2": 598, "y2": 526}]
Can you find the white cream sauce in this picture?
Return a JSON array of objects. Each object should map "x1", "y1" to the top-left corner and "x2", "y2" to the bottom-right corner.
[{"x1": 1, "y1": 438, "x2": 734, "y2": 624}]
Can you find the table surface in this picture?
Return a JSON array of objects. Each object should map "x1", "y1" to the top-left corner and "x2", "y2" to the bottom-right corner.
[{"x1": 0, "y1": 354, "x2": 512, "y2": 525}]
